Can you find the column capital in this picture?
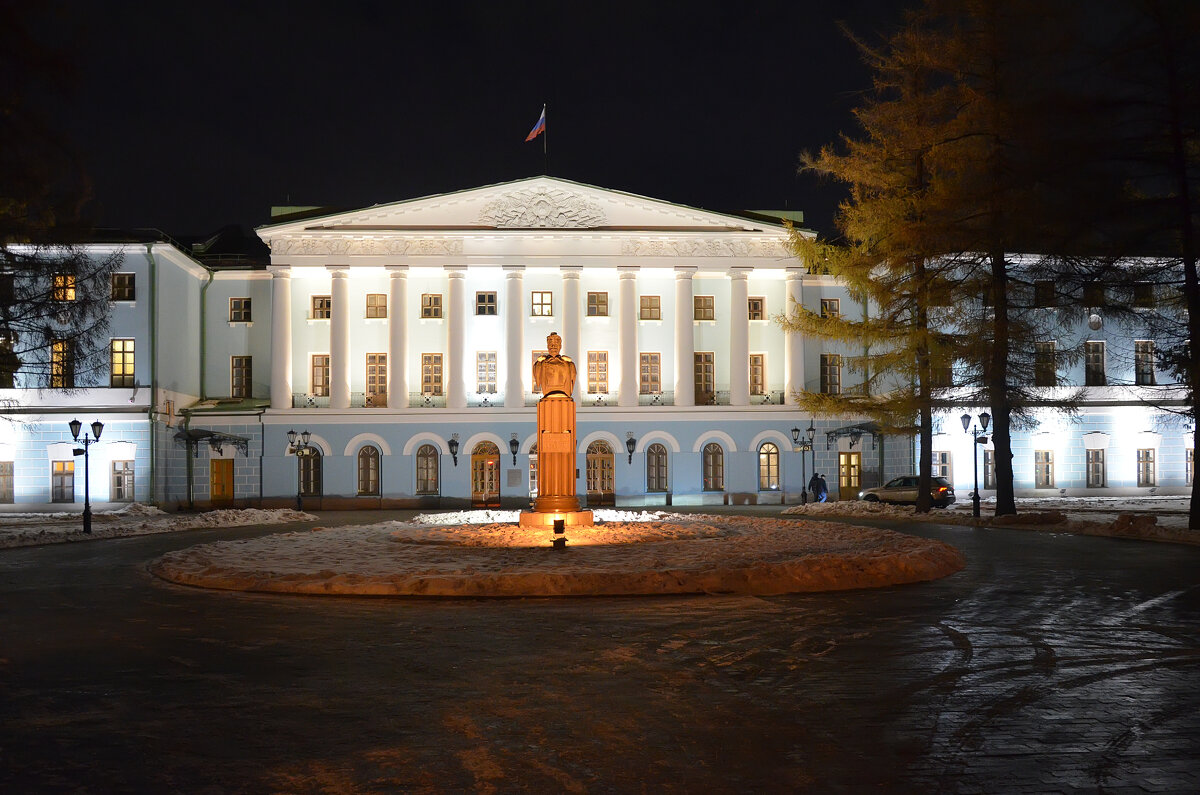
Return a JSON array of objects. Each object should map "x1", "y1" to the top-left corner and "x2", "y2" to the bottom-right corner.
[
  {"x1": 267, "y1": 265, "x2": 292, "y2": 277},
  {"x1": 386, "y1": 264, "x2": 409, "y2": 276},
  {"x1": 786, "y1": 266, "x2": 806, "y2": 280},
  {"x1": 446, "y1": 267, "x2": 467, "y2": 279},
  {"x1": 326, "y1": 264, "x2": 350, "y2": 276},
  {"x1": 728, "y1": 268, "x2": 752, "y2": 281},
  {"x1": 618, "y1": 266, "x2": 639, "y2": 279},
  {"x1": 502, "y1": 264, "x2": 526, "y2": 273},
  {"x1": 674, "y1": 266, "x2": 697, "y2": 280},
  {"x1": 559, "y1": 265, "x2": 583, "y2": 279}
]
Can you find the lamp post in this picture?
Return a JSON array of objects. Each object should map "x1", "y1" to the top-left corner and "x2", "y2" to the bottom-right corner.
[
  {"x1": 69, "y1": 419, "x2": 103, "y2": 534},
  {"x1": 959, "y1": 411, "x2": 992, "y2": 518},
  {"x1": 287, "y1": 428, "x2": 316, "y2": 512},
  {"x1": 791, "y1": 421, "x2": 816, "y2": 504}
]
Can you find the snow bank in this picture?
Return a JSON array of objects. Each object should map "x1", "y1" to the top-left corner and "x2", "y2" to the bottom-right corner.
[
  {"x1": 150, "y1": 512, "x2": 965, "y2": 598},
  {"x1": 0, "y1": 506, "x2": 317, "y2": 549}
]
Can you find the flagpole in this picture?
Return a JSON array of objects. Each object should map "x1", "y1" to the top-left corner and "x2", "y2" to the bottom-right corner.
[{"x1": 543, "y1": 104, "x2": 549, "y2": 175}]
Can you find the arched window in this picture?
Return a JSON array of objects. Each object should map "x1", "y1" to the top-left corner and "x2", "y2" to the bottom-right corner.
[
  {"x1": 758, "y1": 442, "x2": 780, "y2": 491},
  {"x1": 702, "y1": 442, "x2": 724, "y2": 491},
  {"x1": 357, "y1": 446, "x2": 380, "y2": 496},
  {"x1": 585, "y1": 440, "x2": 615, "y2": 505},
  {"x1": 416, "y1": 444, "x2": 439, "y2": 495},
  {"x1": 299, "y1": 449, "x2": 322, "y2": 497},
  {"x1": 646, "y1": 443, "x2": 669, "y2": 492}
]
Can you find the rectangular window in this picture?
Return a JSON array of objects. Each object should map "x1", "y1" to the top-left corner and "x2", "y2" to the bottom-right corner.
[
  {"x1": 820, "y1": 298, "x2": 841, "y2": 319},
  {"x1": 1135, "y1": 341, "x2": 1155, "y2": 385},
  {"x1": 229, "y1": 297, "x2": 252, "y2": 322},
  {"x1": 531, "y1": 350, "x2": 548, "y2": 394},
  {"x1": 748, "y1": 297, "x2": 765, "y2": 321},
  {"x1": 310, "y1": 354, "x2": 330, "y2": 396},
  {"x1": 639, "y1": 295, "x2": 661, "y2": 320},
  {"x1": 111, "y1": 460, "x2": 134, "y2": 502},
  {"x1": 1133, "y1": 282, "x2": 1155, "y2": 308},
  {"x1": 639, "y1": 352, "x2": 661, "y2": 394},
  {"x1": 365, "y1": 293, "x2": 387, "y2": 318},
  {"x1": 1137, "y1": 449, "x2": 1156, "y2": 487},
  {"x1": 50, "y1": 339, "x2": 73, "y2": 388},
  {"x1": 476, "y1": 351, "x2": 497, "y2": 393},
  {"x1": 749, "y1": 354, "x2": 765, "y2": 395},
  {"x1": 421, "y1": 293, "x2": 443, "y2": 318},
  {"x1": 693, "y1": 295, "x2": 715, "y2": 321},
  {"x1": 311, "y1": 295, "x2": 331, "y2": 320},
  {"x1": 1083, "y1": 282, "x2": 1105, "y2": 307},
  {"x1": 820, "y1": 353, "x2": 842, "y2": 395},
  {"x1": 1188, "y1": 449, "x2": 1195, "y2": 486},
  {"x1": 1085, "y1": 341, "x2": 1106, "y2": 386},
  {"x1": 587, "y1": 351, "x2": 609, "y2": 393},
  {"x1": 231, "y1": 356, "x2": 252, "y2": 398},
  {"x1": 110, "y1": 339, "x2": 135, "y2": 388},
  {"x1": 0, "y1": 460, "x2": 12, "y2": 503},
  {"x1": 476, "y1": 291, "x2": 497, "y2": 315},
  {"x1": 983, "y1": 450, "x2": 995, "y2": 489},
  {"x1": 1086, "y1": 449, "x2": 1106, "y2": 488},
  {"x1": 587, "y1": 291, "x2": 609, "y2": 317},
  {"x1": 52, "y1": 274, "x2": 76, "y2": 301},
  {"x1": 51, "y1": 460, "x2": 74, "y2": 502},
  {"x1": 1033, "y1": 280, "x2": 1056, "y2": 308},
  {"x1": 421, "y1": 353, "x2": 443, "y2": 395},
  {"x1": 1034, "y1": 450, "x2": 1054, "y2": 488},
  {"x1": 0, "y1": 334, "x2": 13, "y2": 388},
  {"x1": 366, "y1": 353, "x2": 386, "y2": 403},
  {"x1": 111, "y1": 273, "x2": 136, "y2": 301},
  {"x1": 531, "y1": 291, "x2": 553, "y2": 317},
  {"x1": 932, "y1": 451, "x2": 951, "y2": 479},
  {"x1": 1034, "y1": 341, "x2": 1056, "y2": 387},
  {"x1": 694, "y1": 352, "x2": 715, "y2": 398}
]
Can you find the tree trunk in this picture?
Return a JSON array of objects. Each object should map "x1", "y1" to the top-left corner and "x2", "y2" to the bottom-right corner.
[{"x1": 988, "y1": 248, "x2": 1017, "y2": 516}]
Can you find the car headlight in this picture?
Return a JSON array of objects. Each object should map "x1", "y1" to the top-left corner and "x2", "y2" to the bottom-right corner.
[{"x1": 857, "y1": 491, "x2": 865, "y2": 499}]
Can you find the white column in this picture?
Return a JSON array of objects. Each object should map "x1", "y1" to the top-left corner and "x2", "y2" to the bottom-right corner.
[
  {"x1": 729, "y1": 268, "x2": 751, "y2": 406},
  {"x1": 447, "y1": 267, "x2": 467, "y2": 409},
  {"x1": 673, "y1": 267, "x2": 696, "y2": 407},
  {"x1": 617, "y1": 266, "x2": 639, "y2": 407},
  {"x1": 269, "y1": 266, "x2": 292, "y2": 410},
  {"x1": 504, "y1": 265, "x2": 524, "y2": 408},
  {"x1": 328, "y1": 265, "x2": 351, "y2": 409},
  {"x1": 561, "y1": 266, "x2": 582, "y2": 403},
  {"x1": 387, "y1": 265, "x2": 408, "y2": 409},
  {"x1": 785, "y1": 267, "x2": 805, "y2": 402}
]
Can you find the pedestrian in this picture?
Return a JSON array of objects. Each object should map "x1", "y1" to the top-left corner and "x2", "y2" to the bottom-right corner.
[
  {"x1": 816, "y1": 474, "x2": 829, "y2": 503},
  {"x1": 808, "y1": 472, "x2": 820, "y2": 503}
]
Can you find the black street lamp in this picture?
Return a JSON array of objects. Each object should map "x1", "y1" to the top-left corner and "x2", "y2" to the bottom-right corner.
[
  {"x1": 448, "y1": 434, "x2": 460, "y2": 466},
  {"x1": 287, "y1": 428, "x2": 316, "y2": 511},
  {"x1": 69, "y1": 419, "x2": 103, "y2": 534},
  {"x1": 791, "y1": 421, "x2": 816, "y2": 504},
  {"x1": 509, "y1": 433, "x2": 520, "y2": 465},
  {"x1": 626, "y1": 432, "x2": 637, "y2": 464},
  {"x1": 960, "y1": 411, "x2": 992, "y2": 518}
]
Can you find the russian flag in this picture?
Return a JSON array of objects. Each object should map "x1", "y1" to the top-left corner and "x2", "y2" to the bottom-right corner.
[{"x1": 525, "y1": 106, "x2": 546, "y2": 142}]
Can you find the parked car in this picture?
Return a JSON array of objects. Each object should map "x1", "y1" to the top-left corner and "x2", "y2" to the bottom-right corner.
[{"x1": 858, "y1": 476, "x2": 956, "y2": 508}]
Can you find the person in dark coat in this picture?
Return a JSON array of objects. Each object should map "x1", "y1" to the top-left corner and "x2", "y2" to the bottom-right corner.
[
  {"x1": 808, "y1": 472, "x2": 821, "y2": 502},
  {"x1": 816, "y1": 474, "x2": 829, "y2": 503}
]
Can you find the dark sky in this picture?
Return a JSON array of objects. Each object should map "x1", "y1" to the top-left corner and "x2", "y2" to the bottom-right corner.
[{"x1": 34, "y1": 0, "x2": 906, "y2": 237}]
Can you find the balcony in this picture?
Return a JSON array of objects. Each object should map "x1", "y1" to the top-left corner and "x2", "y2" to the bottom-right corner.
[
  {"x1": 409, "y1": 392, "x2": 447, "y2": 408},
  {"x1": 351, "y1": 392, "x2": 388, "y2": 408},
  {"x1": 753, "y1": 390, "x2": 785, "y2": 405},
  {"x1": 695, "y1": 390, "x2": 730, "y2": 406},
  {"x1": 638, "y1": 391, "x2": 674, "y2": 406},
  {"x1": 292, "y1": 393, "x2": 330, "y2": 408},
  {"x1": 466, "y1": 392, "x2": 500, "y2": 408},
  {"x1": 582, "y1": 392, "x2": 615, "y2": 407}
]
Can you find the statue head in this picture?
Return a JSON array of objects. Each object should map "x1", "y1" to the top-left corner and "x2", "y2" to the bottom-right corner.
[{"x1": 547, "y1": 332, "x2": 562, "y2": 355}]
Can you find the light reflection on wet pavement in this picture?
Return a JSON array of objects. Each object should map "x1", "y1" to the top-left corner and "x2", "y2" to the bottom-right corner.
[{"x1": 1, "y1": 511, "x2": 1197, "y2": 792}]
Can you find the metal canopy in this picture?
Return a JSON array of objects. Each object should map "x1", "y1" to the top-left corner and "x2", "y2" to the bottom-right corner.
[
  {"x1": 825, "y1": 421, "x2": 881, "y2": 451},
  {"x1": 173, "y1": 428, "x2": 250, "y2": 457}
]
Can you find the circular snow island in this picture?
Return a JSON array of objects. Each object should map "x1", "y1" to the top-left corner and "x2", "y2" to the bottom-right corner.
[{"x1": 150, "y1": 510, "x2": 964, "y2": 598}]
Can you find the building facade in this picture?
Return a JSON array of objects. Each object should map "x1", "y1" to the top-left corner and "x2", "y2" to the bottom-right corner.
[{"x1": 1, "y1": 177, "x2": 1191, "y2": 511}]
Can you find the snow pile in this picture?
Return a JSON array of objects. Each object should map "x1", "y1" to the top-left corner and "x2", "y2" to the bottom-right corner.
[
  {"x1": 784, "y1": 495, "x2": 1199, "y2": 544},
  {"x1": 411, "y1": 508, "x2": 673, "y2": 525},
  {"x1": 0, "y1": 506, "x2": 317, "y2": 549},
  {"x1": 150, "y1": 512, "x2": 965, "y2": 598}
]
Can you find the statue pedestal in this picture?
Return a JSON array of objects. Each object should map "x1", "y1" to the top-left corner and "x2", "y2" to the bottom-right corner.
[{"x1": 518, "y1": 509, "x2": 594, "y2": 529}]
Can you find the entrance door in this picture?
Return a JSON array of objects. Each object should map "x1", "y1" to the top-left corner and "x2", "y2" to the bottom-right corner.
[
  {"x1": 210, "y1": 459, "x2": 234, "y2": 505},
  {"x1": 586, "y1": 440, "x2": 615, "y2": 505},
  {"x1": 471, "y1": 442, "x2": 500, "y2": 507},
  {"x1": 838, "y1": 452, "x2": 861, "y2": 499}
]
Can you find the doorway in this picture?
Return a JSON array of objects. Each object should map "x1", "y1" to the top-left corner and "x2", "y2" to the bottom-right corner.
[
  {"x1": 210, "y1": 459, "x2": 234, "y2": 505},
  {"x1": 838, "y1": 452, "x2": 861, "y2": 499},
  {"x1": 471, "y1": 441, "x2": 500, "y2": 507},
  {"x1": 586, "y1": 440, "x2": 615, "y2": 505}
]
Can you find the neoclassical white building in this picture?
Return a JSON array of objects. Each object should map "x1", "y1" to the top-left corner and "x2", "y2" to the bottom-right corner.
[{"x1": 1, "y1": 176, "x2": 1190, "y2": 511}]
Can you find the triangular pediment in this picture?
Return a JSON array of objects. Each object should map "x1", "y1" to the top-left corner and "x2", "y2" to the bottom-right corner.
[{"x1": 258, "y1": 177, "x2": 784, "y2": 236}]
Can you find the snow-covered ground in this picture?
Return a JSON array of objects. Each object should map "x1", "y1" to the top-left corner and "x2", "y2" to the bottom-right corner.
[
  {"x1": 0, "y1": 505, "x2": 317, "y2": 549},
  {"x1": 784, "y1": 495, "x2": 1198, "y2": 545},
  {"x1": 151, "y1": 511, "x2": 964, "y2": 598}
]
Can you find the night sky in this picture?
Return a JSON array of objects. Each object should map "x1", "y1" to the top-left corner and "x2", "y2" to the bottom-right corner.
[{"x1": 34, "y1": 1, "x2": 904, "y2": 238}]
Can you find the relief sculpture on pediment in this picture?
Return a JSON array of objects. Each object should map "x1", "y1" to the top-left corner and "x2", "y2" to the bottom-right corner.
[{"x1": 477, "y1": 187, "x2": 608, "y2": 228}]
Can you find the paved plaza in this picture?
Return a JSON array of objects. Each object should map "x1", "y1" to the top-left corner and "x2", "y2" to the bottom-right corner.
[{"x1": 2, "y1": 509, "x2": 1198, "y2": 792}]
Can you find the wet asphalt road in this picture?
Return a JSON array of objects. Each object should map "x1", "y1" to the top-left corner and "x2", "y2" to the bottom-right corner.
[{"x1": 1, "y1": 510, "x2": 1198, "y2": 794}]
